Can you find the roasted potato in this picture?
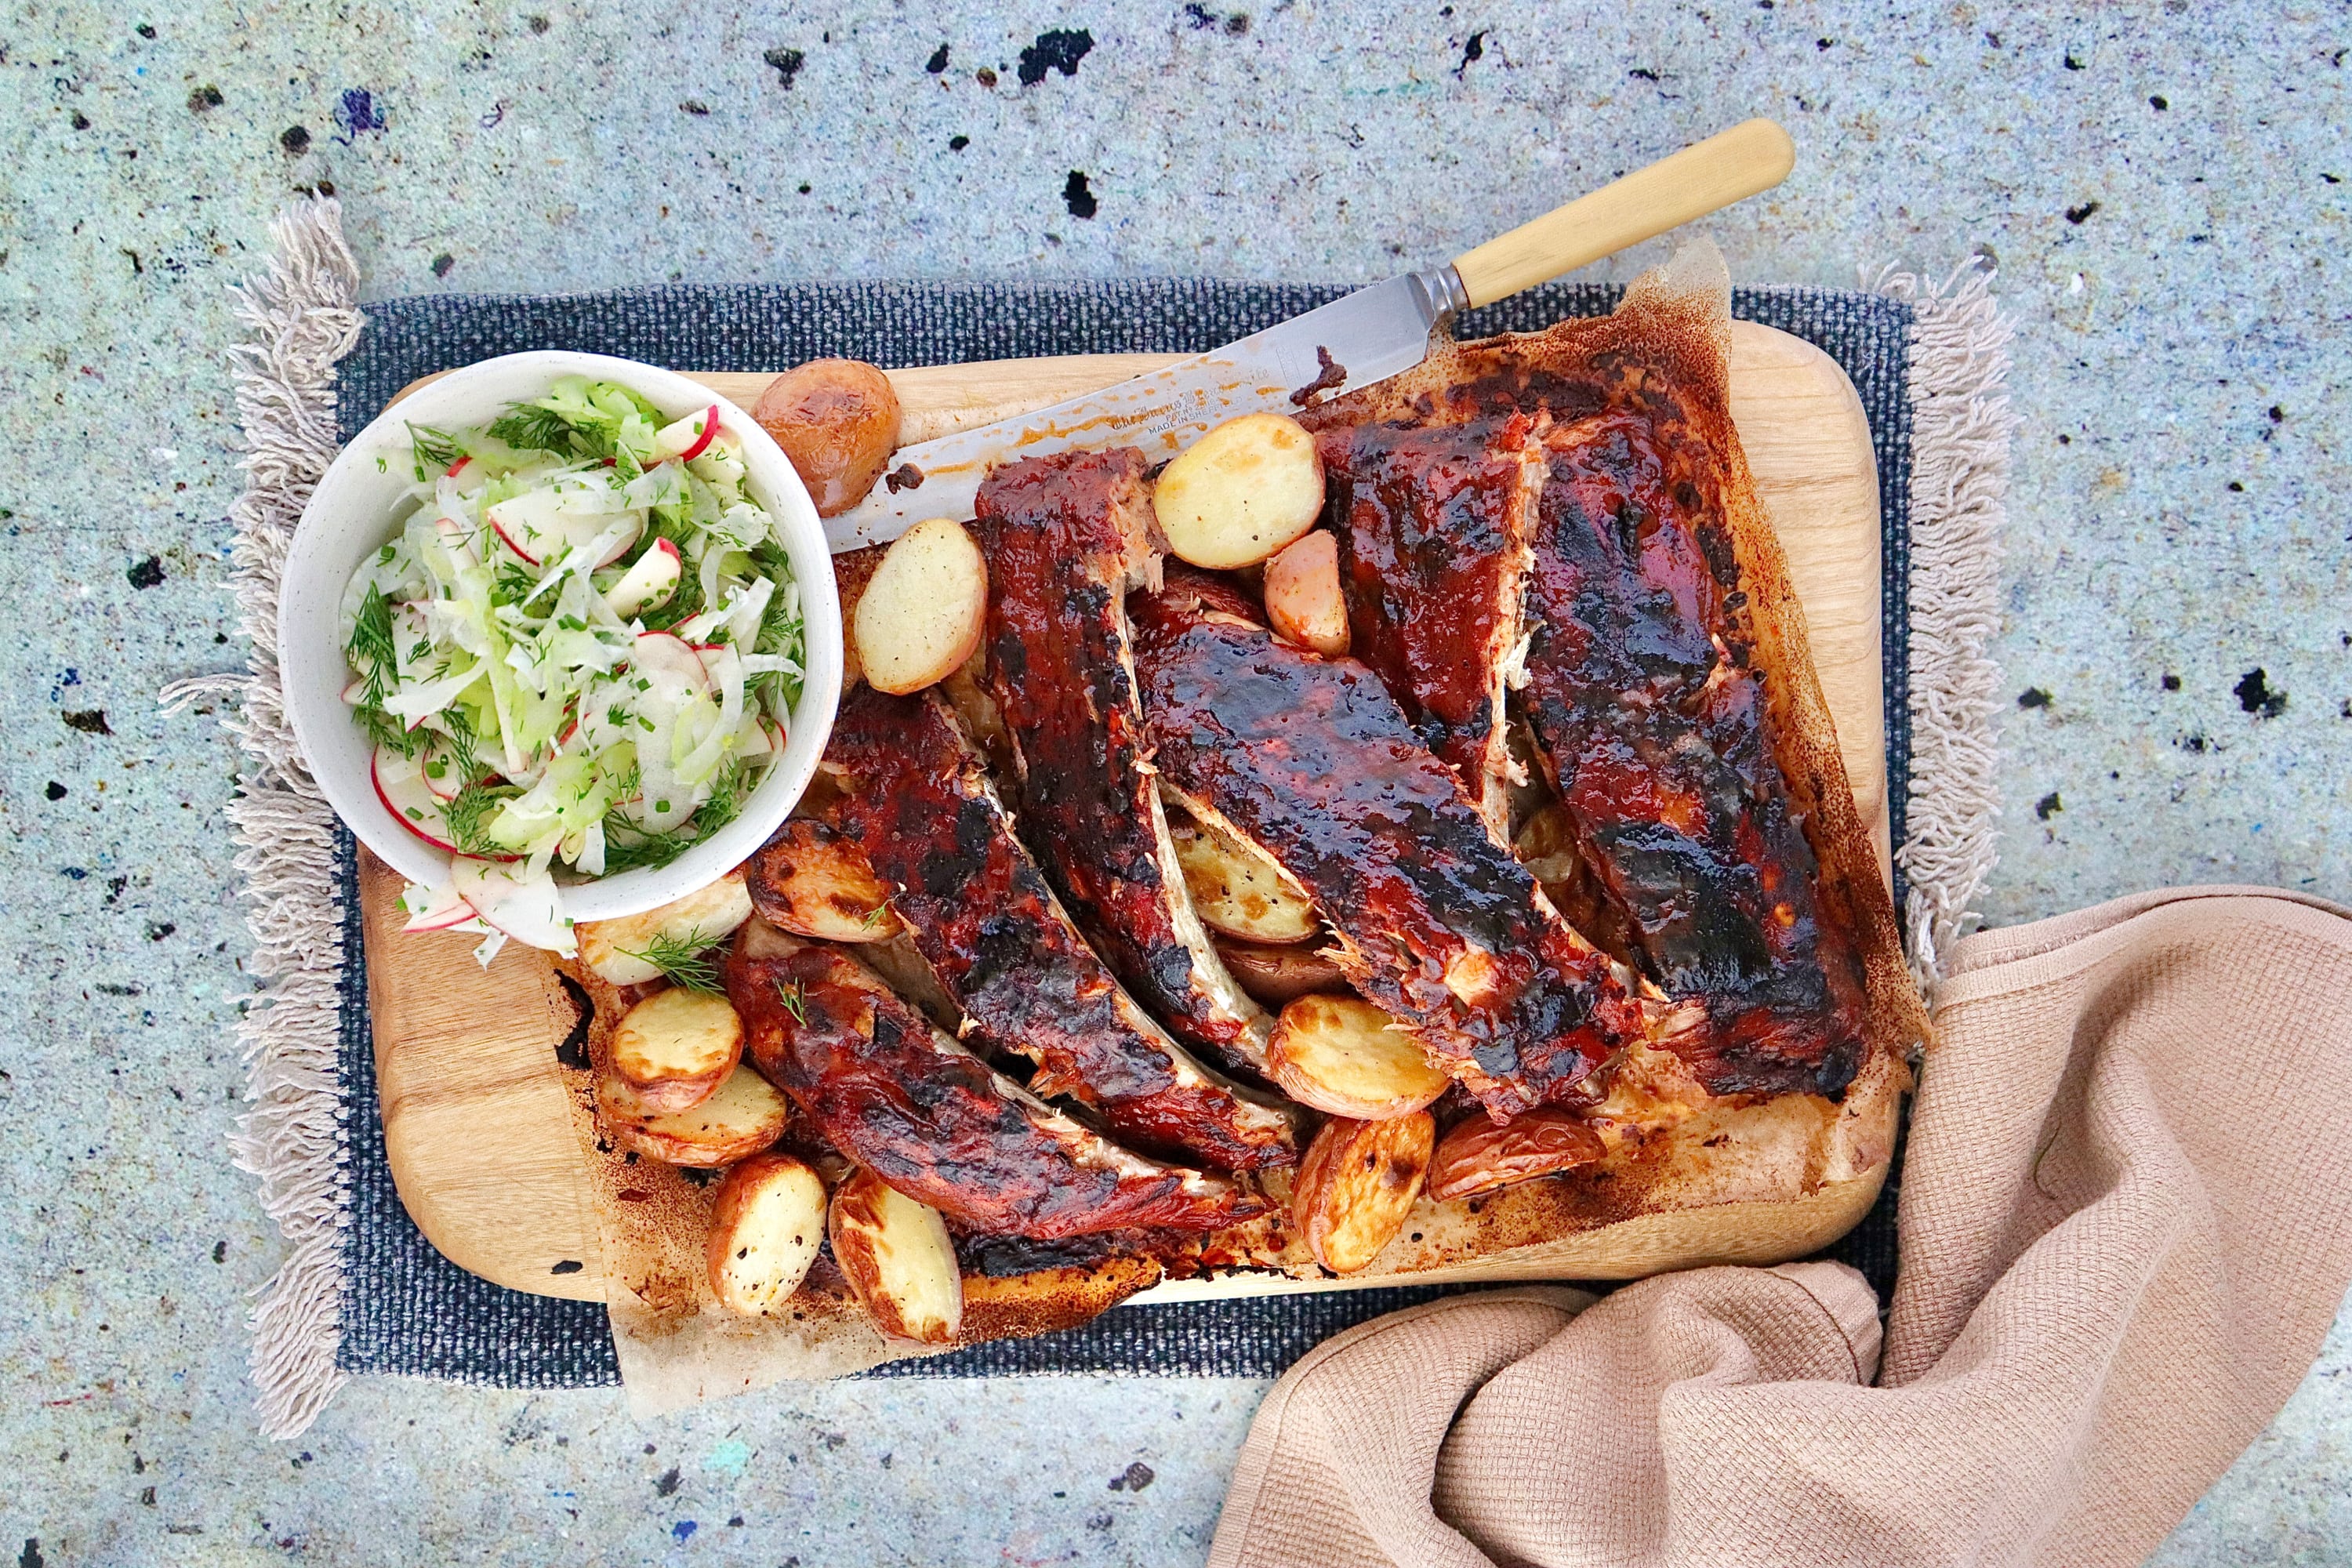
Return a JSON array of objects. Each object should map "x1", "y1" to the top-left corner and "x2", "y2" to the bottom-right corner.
[
  {"x1": 1171, "y1": 810, "x2": 1318, "y2": 944},
  {"x1": 610, "y1": 986, "x2": 746, "y2": 1113},
  {"x1": 1152, "y1": 412, "x2": 1325, "y2": 569},
  {"x1": 599, "y1": 1062, "x2": 790, "y2": 1167},
  {"x1": 753, "y1": 358, "x2": 902, "y2": 517},
  {"x1": 828, "y1": 1167, "x2": 964, "y2": 1345},
  {"x1": 1426, "y1": 1105, "x2": 1608, "y2": 1202},
  {"x1": 1269, "y1": 994, "x2": 1448, "y2": 1120},
  {"x1": 1292, "y1": 1112, "x2": 1436, "y2": 1275},
  {"x1": 578, "y1": 872, "x2": 754, "y2": 985},
  {"x1": 750, "y1": 818, "x2": 901, "y2": 942},
  {"x1": 854, "y1": 517, "x2": 989, "y2": 695},
  {"x1": 706, "y1": 1151, "x2": 829, "y2": 1316},
  {"x1": 1215, "y1": 938, "x2": 1348, "y2": 1007},
  {"x1": 1263, "y1": 530, "x2": 1350, "y2": 657}
]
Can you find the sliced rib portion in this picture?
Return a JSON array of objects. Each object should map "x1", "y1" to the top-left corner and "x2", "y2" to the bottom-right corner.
[
  {"x1": 750, "y1": 684, "x2": 1301, "y2": 1171},
  {"x1": 1131, "y1": 571, "x2": 1643, "y2": 1120},
  {"x1": 1309, "y1": 416, "x2": 1542, "y2": 840},
  {"x1": 975, "y1": 449, "x2": 1273, "y2": 1074},
  {"x1": 1517, "y1": 408, "x2": 1867, "y2": 1096},
  {"x1": 726, "y1": 921, "x2": 1257, "y2": 1237}
]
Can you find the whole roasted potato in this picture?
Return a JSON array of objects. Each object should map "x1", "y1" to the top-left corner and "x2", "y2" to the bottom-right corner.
[{"x1": 753, "y1": 358, "x2": 902, "y2": 517}]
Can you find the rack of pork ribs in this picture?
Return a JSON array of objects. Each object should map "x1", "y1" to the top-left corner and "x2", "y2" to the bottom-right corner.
[{"x1": 734, "y1": 308, "x2": 1916, "y2": 1282}]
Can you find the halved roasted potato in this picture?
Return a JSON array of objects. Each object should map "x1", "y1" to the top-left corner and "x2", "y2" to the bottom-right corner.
[
  {"x1": 854, "y1": 517, "x2": 988, "y2": 695},
  {"x1": 749, "y1": 818, "x2": 901, "y2": 942},
  {"x1": 1170, "y1": 808, "x2": 1318, "y2": 944},
  {"x1": 1215, "y1": 938, "x2": 1348, "y2": 1007},
  {"x1": 1262, "y1": 530, "x2": 1350, "y2": 657},
  {"x1": 1269, "y1": 994, "x2": 1448, "y2": 1120},
  {"x1": 577, "y1": 872, "x2": 755, "y2": 985},
  {"x1": 706, "y1": 1151, "x2": 829, "y2": 1316},
  {"x1": 1152, "y1": 412, "x2": 1325, "y2": 569},
  {"x1": 828, "y1": 1167, "x2": 964, "y2": 1345},
  {"x1": 610, "y1": 987, "x2": 745, "y2": 1113},
  {"x1": 1292, "y1": 1112, "x2": 1436, "y2": 1275},
  {"x1": 1426, "y1": 1105, "x2": 1608, "y2": 1203},
  {"x1": 598, "y1": 1062, "x2": 790, "y2": 1167}
]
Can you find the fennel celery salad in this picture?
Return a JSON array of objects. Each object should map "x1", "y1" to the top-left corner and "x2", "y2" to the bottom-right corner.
[{"x1": 342, "y1": 378, "x2": 804, "y2": 961}]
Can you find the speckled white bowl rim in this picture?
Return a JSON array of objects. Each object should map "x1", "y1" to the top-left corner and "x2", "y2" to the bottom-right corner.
[{"x1": 280, "y1": 350, "x2": 842, "y2": 925}]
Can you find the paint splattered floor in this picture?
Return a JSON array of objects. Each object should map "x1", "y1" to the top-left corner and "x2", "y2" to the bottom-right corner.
[{"x1": 4, "y1": 2, "x2": 2347, "y2": 1563}]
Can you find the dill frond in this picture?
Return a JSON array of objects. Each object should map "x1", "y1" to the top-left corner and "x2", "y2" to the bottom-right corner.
[{"x1": 622, "y1": 930, "x2": 722, "y2": 994}]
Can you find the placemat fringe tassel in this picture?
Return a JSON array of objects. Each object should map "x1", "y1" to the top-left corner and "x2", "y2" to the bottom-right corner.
[
  {"x1": 162, "y1": 196, "x2": 364, "y2": 1439},
  {"x1": 1874, "y1": 258, "x2": 2014, "y2": 993}
]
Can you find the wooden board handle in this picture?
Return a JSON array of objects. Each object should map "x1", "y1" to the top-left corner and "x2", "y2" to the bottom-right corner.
[{"x1": 1450, "y1": 119, "x2": 1795, "y2": 310}]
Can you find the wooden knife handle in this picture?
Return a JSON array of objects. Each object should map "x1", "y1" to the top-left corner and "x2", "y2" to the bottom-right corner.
[{"x1": 1450, "y1": 119, "x2": 1795, "y2": 310}]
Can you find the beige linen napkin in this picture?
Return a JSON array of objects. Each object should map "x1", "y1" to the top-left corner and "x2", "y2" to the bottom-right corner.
[{"x1": 1210, "y1": 886, "x2": 2352, "y2": 1568}]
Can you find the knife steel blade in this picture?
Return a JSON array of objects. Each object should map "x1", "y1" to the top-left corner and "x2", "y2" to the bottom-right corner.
[
  {"x1": 822, "y1": 118, "x2": 1798, "y2": 553},
  {"x1": 823, "y1": 266, "x2": 1468, "y2": 552}
]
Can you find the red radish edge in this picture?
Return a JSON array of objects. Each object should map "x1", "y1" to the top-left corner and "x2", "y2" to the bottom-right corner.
[
  {"x1": 408, "y1": 906, "x2": 483, "y2": 934},
  {"x1": 446, "y1": 455, "x2": 471, "y2": 479},
  {"x1": 371, "y1": 751, "x2": 520, "y2": 864},
  {"x1": 491, "y1": 517, "x2": 541, "y2": 566},
  {"x1": 677, "y1": 405, "x2": 722, "y2": 464}
]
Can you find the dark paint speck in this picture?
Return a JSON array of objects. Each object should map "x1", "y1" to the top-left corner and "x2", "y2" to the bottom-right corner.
[
  {"x1": 764, "y1": 46, "x2": 805, "y2": 88},
  {"x1": 654, "y1": 1466, "x2": 681, "y2": 1496},
  {"x1": 2034, "y1": 792, "x2": 2062, "y2": 821},
  {"x1": 948, "y1": 133, "x2": 969, "y2": 151},
  {"x1": 188, "y1": 85, "x2": 224, "y2": 114},
  {"x1": 280, "y1": 125, "x2": 310, "y2": 154},
  {"x1": 431, "y1": 253, "x2": 455, "y2": 278},
  {"x1": 45, "y1": 782, "x2": 66, "y2": 800},
  {"x1": 129, "y1": 555, "x2": 165, "y2": 589},
  {"x1": 1017, "y1": 29, "x2": 1094, "y2": 85},
  {"x1": 926, "y1": 44, "x2": 950, "y2": 72},
  {"x1": 2235, "y1": 668, "x2": 2286, "y2": 717},
  {"x1": 2065, "y1": 201, "x2": 2100, "y2": 224},
  {"x1": 528, "y1": 13, "x2": 550, "y2": 33},
  {"x1": 2016, "y1": 688, "x2": 2053, "y2": 710},
  {"x1": 2150, "y1": 95, "x2": 2168, "y2": 110},
  {"x1": 2161, "y1": 673, "x2": 2181, "y2": 691},
  {"x1": 1063, "y1": 170, "x2": 1098, "y2": 219},
  {"x1": 63, "y1": 710, "x2": 112, "y2": 735}
]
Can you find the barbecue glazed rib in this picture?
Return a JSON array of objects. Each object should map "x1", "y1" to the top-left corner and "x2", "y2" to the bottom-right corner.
[
  {"x1": 1308, "y1": 417, "x2": 1542, "y2": 840},
  {"x1": 975, "y1": 449, "x2": 1274, "y2": 1075},
  {"x1": 726, "y1": 921, "x2": 1257, "y2": 1237},
  {"x1": 1515, "y1": 406, "x2": 1868, "y2": 1096},
  {"x1": 1298, "y1": 244, "x2": 1910, "y2": 1098},
  {"x1": 1131, "y1": 571, "x2": 1643, "y2": 1119},
  {"x1": 750, "y1": 684, "x2": 1301, "y2": 1171}
]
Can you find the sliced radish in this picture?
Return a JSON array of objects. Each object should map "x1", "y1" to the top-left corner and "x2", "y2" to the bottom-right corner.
[
  {"x1": 434, "y1": 514, "x2": 482, "y2": 571},
  {"x1": 450, "y1": 856, "x2": 575, "y2": 955},
  {"x1": 341, "y1": 676, "x2": 368, "y2": 706},
  {"x1": 399, "y1": 879, "x2": 484, "y2": 934},
  {"x1": 604, "y1": 538, "x2": 682, "y2": 619},
  {"x1": 372, "y1": 744, "x2": 460, "y2": 854},
  {"x1": 418, "y1": 737, "x2": 465, "y2": 802},
  {"x1": 447, "y1": 455, "x2": 473, "y2": 479},
  {"x1": 631, "y1": 630, "x2": 713, "y2": 695},
  {"x1": 652, "y1": 404, "x2": 724, "y2": 463}
]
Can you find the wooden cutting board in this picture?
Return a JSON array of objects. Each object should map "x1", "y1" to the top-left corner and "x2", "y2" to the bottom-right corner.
[{"x1": 364, "y1": 321, "x2": 1890, "y2": 1304}]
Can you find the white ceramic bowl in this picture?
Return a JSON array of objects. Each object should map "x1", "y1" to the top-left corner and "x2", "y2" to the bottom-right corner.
[{"x1": 281, "y1": 350, "x2": 843, "y2": 925}]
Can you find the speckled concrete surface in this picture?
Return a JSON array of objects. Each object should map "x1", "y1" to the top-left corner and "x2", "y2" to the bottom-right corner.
[{"x1": 3, "y1": 2, "x2": 2347, "y2": 1563}]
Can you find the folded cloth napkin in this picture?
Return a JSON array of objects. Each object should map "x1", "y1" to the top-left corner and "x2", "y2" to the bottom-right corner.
[{"x1": 1210, "y1": 885, "x2": 2352, "y2": 1568}]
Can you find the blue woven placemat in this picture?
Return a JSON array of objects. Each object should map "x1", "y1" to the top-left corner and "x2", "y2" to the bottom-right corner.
[{"x1": 331, "y1": 279, "x2": 1915, "y2": 1387}]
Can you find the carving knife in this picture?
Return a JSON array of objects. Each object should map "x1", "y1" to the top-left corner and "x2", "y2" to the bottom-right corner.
[{"x1": 826, "y1": 118, "x2": 1795, "y2": 552}]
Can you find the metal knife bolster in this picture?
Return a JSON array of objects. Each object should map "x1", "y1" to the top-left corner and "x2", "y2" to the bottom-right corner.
[{"x1": 825, "y1": 264, "x2": 1471, "y2": 552}]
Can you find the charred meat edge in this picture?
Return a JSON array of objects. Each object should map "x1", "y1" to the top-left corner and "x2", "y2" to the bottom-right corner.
[
  {"x1": 1131, "y1": 572, "x2": 1643, "y2": 1120},
  {"x1": 750, "y1": 684, "x2": 1303, "y2": 1170},
  {"x1": 975, "y1": 449, "x2": 1275, "y2": 1075},
  {"x1": 728, "y1": 921, "x2": 1257, "y2": 1237}
]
